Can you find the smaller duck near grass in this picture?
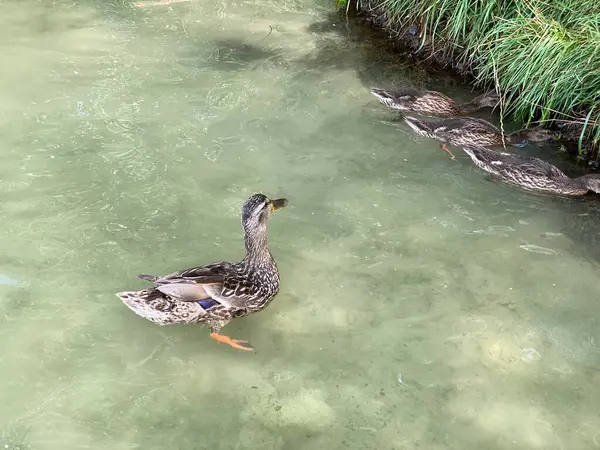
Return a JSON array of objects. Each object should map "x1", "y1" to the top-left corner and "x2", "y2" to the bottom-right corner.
[
  {"x1": 461, "y1": 144, "x2": 600, "y2": 196},
  {"x1": 370, "y1": 87, "x2": 499, "y2": 117},
  {"x1": 403, "y1": 116, "x2": 559, "y2": 159}
]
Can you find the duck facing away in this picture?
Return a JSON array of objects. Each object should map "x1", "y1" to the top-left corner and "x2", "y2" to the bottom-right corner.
[
  {"x1": 403, "y1": 116, "x2": 558, "y2": 159},
  {"x1": 117, "y1": 193, "x2": 288, "y2": 352},
  {"x1": 370, "y1": 87, "x2": 499, "y2": 117},
  {"x1": 461, "y1": 145, "x2": 600, "y2": 196}
]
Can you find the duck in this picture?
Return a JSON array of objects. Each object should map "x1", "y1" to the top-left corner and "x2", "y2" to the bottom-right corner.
[
  {"x1": 461, "y1": 144, "x2": 600, "y2": 196},
  {"x1": 403, "y1": 116, "x2": 559, "y2": 159},
  {"x1": 116, "y1": 193, "x2": 288, "y2": 352},
  {"x1": 370, "y1": 87, "x2": 499, "y2": 117}
]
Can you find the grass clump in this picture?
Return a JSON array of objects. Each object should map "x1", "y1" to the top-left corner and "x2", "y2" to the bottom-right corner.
[{"x1": 353, "y1": 0, "x2": 600, "y2": 156}]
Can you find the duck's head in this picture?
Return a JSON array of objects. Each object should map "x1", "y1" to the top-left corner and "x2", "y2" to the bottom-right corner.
[
  {"x1": 579, "y1": 175, "x2": 600, "y2": 194},
  {"x1": 241, "y1": 193, "x2": 288, "y2": 236},
  {"x1": 476, "y1": 90, "x2": 501, "y2": 108},
  {"x1": 521, "y1": 127, "x2": 560, "y2": 142}
]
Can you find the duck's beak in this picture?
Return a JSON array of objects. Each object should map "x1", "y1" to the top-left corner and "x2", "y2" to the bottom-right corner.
[{"x1": 271, "y1": 198, "x2": 288, "y2": 211}]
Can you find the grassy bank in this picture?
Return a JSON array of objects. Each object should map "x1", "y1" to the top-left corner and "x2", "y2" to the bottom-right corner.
[{"x1": 344, "y1": 0, "x2": 600, "y2": 159}]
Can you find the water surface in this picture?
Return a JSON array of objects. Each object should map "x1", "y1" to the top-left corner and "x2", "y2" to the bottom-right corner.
[{"x1": 1, "y1": 1, "x2": 600, "y2": 449}]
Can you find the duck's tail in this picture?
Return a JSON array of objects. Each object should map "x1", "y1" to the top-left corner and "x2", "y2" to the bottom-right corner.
[
  {"x1": 136, "y1": 274, "x2": 159, "y2": 282},
  {"x1": 116, "y1": 288, "x2": 205, "y2": 325},
  {"x1": 116, "y1": 288, "x2": 169, "y2": 325},
  {"x1": 370, "y1": 88, "x2": 398, "y2": 108},
  {"x1": 403, "y1": 116, "x2": 435, "y2": 138}
]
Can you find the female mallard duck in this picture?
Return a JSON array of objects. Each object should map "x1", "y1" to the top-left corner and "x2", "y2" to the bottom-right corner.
[
  {"x1": 461, "y1": 144, "x2": 600, "y2": 196},
  {"x1": 116, "y1": 193, "x2": 288, "y2": 352},
  {"x1": 403, "y1": 116, "x2": 558, "y2": 159},
  {"x1": 370, "y1": 87, "x2": 499, "y2": 117}
]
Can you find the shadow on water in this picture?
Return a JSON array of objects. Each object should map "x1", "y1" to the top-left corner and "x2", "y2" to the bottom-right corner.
[
  {"x1": 302, "y1": 10, "x2": 465, "y2": 90},
  {"x1": 203, "y1": 38, "x2": 283, "y2": 71}
]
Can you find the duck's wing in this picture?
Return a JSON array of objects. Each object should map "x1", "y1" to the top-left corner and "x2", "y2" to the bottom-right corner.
[
  {"x1": 442, "y1": 117, "x2": 499, "y2": 133},
  {"x1": 136, "y1": 262, "x2": 234, "y2": 302},
  {"x1": 404, "y1": 117, "x2": 500, "y2": 139},
  {"x1": 465, "y1": 146, "x2": 565, "y2": 178},
  {"x1": 136, "y1": 262, "x2": 259, "y2": 309},
  {"x1": 161, "y1": 263, "x2": 232, "y2": 282},
  {"x1": 370, "y1": 87, "x2": 422, "y2": 103}
]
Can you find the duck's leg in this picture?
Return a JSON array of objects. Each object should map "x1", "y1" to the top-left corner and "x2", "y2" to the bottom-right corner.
[
  {"x1": 210, "y1": 332, "x2": 254, "y2": 352},
  {"x1": 440, "y1": 143, "x2": 456, "y2": 160}
]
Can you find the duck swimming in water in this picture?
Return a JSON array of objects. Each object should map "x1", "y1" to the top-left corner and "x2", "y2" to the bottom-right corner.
[
  {"x1": 117, "y1": 193, "x2": 288, "y2": 352},
  {"x1": 370, "y1": 87, "x2": 499, "y2": 117},
  {"x1": 403, "y1": 116, "x2": 559, "y2": 159},
  {"x1": 461, "y1": 144, "x2": 600, "y2": 196}
]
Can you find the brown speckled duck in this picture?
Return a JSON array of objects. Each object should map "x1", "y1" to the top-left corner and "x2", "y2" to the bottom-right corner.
[
  {"x1": 462, "y1": 144, "x2": 600, "y2": 196},
  {"x1": 403, "y1": 116, "x2": 559, "y2": 159},
  {"x1": 370, "y1": 87, "x2": 499, "y2": 117},
  {"x1": 117, "y1": 193, "x2": 288, "y2": 352}
]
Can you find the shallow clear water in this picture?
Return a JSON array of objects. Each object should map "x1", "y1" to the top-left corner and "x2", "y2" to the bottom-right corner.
[{"x1": 1, "y1": 1, "x2": 600, "y2": 449}]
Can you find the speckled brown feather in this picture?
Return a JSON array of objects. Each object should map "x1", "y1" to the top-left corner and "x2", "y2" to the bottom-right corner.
[
  {"x1": 461, "y1": 145, "x2": 599, "y2": 196},
  {"x1": 370, "y1": 88, "x2": 498, "y2": 117},
  {"x1": 116, "y1": 194, "x2": 286, "y2": 334},
  {"x1": 403, "y1": 116, "x2": 557, "y2": 149}
]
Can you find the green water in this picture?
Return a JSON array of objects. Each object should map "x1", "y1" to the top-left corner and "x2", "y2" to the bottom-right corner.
[{"x1": 1, "y1": 1, "x2": 600, "y2": 449}]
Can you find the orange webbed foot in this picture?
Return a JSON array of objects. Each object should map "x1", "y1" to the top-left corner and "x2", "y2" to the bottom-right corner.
[
  {"x1": 440, "y1": 143, "x2": 456, "y2": 160},
  {"x1": 210, "y1": 332, "x2": 254, "y2": 352}
]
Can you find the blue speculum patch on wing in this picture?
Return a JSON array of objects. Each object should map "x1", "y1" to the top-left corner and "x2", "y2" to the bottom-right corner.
[{"x1": 197, "y1": 299, "x2": 219, "y2": 309}]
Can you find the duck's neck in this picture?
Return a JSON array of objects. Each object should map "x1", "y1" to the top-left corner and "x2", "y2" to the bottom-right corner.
[
  {"x1": 243, "y1": 228, "x2": 271, "y2": 264},
  {"x1": 456, "y1": 99, "x2": 484, "y2": 114},
  {"x1": 564, "y1": 177, "x2": 587, "y2": 189},
  {"x1": 568, "y1": 174, "x2": 600, "y2": 191},
  {"x1": 506, "y1": 129, "x2": 531, "y2": 145},
  {"x1": 544, "y1": 174, "x2": 600, "y2": 196}
]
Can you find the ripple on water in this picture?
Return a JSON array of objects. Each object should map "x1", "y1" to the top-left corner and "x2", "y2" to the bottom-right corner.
[{"x1": 1, "y1": 1, "x2": 600, "y2": 450}]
